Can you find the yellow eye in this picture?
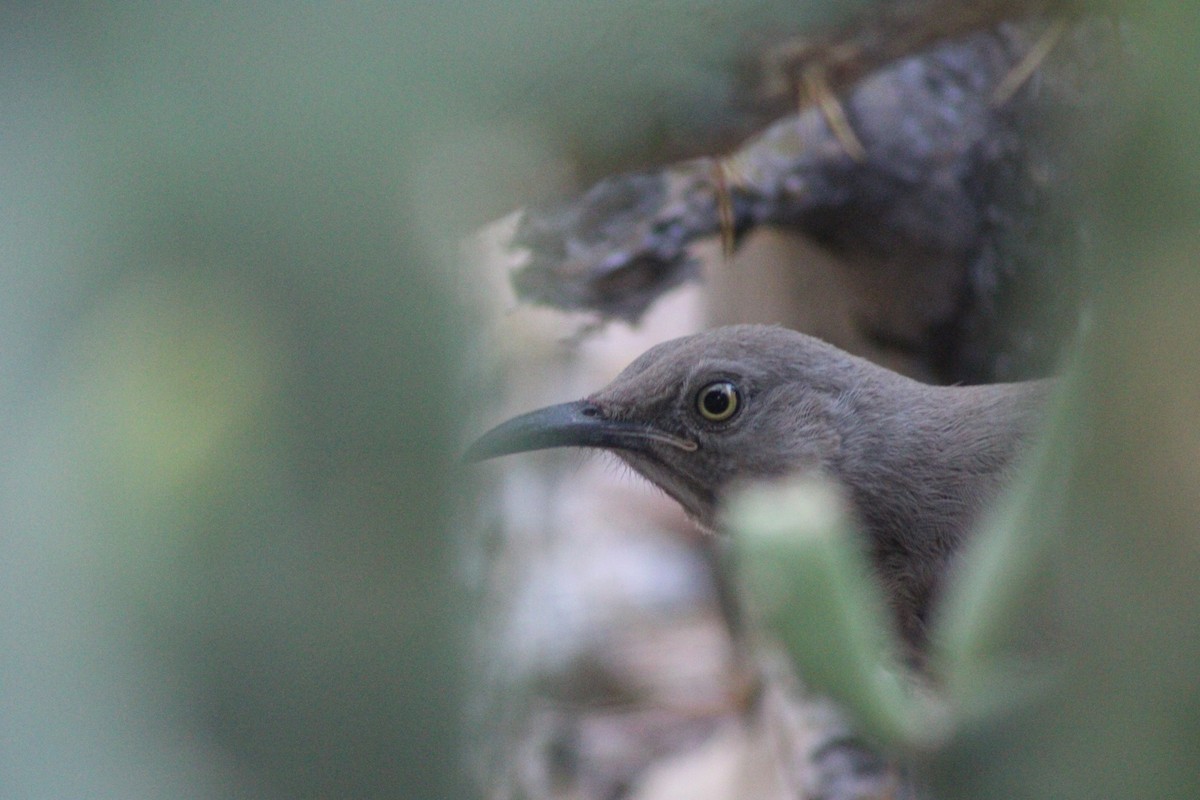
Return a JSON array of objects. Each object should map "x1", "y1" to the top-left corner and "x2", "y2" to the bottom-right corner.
[{"x1": 695, "y1": 381, "x2": 740, "y2": 422}]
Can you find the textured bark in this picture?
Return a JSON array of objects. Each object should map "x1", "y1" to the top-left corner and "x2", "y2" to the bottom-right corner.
[{"x1": 511, "y1": 17, "x2": 1121, "y2": 382}]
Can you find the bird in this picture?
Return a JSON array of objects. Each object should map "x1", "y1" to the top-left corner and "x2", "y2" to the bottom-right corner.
[{"x1": 467, "y1": 324, "x2": 1052, "y2": 650}]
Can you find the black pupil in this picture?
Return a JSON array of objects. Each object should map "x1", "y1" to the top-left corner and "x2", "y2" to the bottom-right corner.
[{"x1": 704, "y1": 387, "x2": 731, "y2": 416}]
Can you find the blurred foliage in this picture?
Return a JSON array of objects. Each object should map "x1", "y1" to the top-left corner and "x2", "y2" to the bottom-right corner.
[
  {"x1": 7, "y1": 1, "x2": 1200, "y2": 799},
  {"x1": 0, "y1": 3, "x2": 851, "y2": 798},
  {"x1": 3, "y1": 5, "x2": 472, "y2": 799},
  {"x1": 929, "y1": 5, "x2": 1200, "y2": 797},
  {"x1": 734, "y1": 4, "x2": 1200, "y2": 799},
  {"x1": 729, "y1": 479, "x2": 942, "y2": 750}
]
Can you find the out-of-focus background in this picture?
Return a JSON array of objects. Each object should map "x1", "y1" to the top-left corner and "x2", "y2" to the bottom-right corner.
[
  {"x1": 2, "y1": 4, "x2": 852, "y2": 798},
  {"x1": 6, "y1": 3, "x2": 1200, "y2": 800},
  {"x1": 1, "y1": 5, "x2": 489, "y2": 798}
]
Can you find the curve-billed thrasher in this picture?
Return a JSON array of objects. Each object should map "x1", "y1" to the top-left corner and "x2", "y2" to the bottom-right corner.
[{"x1": 468, "y1": 324, "x2": 1051, "y2": 647}]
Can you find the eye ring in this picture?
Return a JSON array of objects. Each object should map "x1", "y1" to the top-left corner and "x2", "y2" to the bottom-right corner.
[{"x1": 695, "y1": 381, "x2": 741, "y2": 423}]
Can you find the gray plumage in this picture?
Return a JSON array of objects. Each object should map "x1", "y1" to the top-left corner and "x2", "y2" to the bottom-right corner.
[{"x1": 468, "y1": 324, "x2": 1051, "y2": 648}]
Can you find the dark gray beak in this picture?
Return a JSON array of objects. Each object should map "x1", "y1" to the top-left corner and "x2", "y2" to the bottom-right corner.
[{"x1": 465, "y1": 400, "x2": 696, "y2": 462}]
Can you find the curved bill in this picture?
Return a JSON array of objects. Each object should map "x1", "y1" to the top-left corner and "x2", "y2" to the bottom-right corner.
[{"x1": 464, "y1": 400, "x2": 696, "y2": 462}]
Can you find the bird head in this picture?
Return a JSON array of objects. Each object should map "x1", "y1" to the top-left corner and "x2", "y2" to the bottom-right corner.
[{"x1": 467, "y1": 326, "x2": 861, "y2": 528}]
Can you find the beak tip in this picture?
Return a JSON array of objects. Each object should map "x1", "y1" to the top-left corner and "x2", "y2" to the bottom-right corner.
[
  {"x1": 463, "y1": 400, "x2": 607, "y2": 464},
  {"x1": 461, "y1": 440, "x2": 496, "y2": 464}
]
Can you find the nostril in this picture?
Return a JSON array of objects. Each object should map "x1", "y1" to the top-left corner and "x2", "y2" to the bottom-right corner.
[{"x1": 580, "y1": 404, "x2": 600, "y2": 418}]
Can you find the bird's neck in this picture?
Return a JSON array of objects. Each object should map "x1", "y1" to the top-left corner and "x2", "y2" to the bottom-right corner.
[{"x1": 830, "y1": 375, "x2": 1052, "y2": 642}]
